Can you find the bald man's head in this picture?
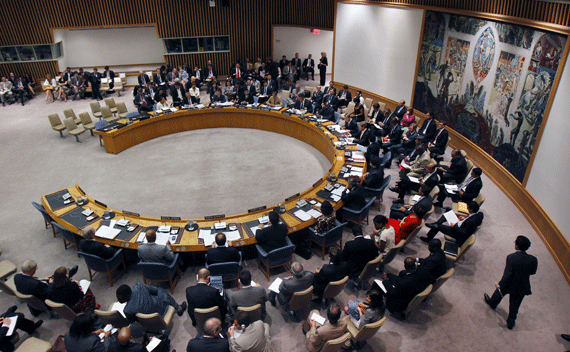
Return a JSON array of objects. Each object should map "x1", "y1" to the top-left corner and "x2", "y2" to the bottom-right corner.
[
  {"x1": 117, "y1": 327, "x2": 131, "y2": 346},
  {"x1": 198, "y1": 268, "x2": 210, "y2": 282}
]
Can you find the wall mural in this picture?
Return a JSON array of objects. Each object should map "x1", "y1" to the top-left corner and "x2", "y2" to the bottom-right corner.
[{"x1": 414, "y1": 12, "x2": 567, "y2": 182}]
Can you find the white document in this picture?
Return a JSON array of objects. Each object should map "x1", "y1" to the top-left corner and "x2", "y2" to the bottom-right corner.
[
  {"x1": 294, "y1": 210, "x2": 312, "y2": 221},
  {"x1": 116, "y1": 219, "x2": 129, "y2": 227},
  {"x1": 356, "y1": 144, "x2": 368, "y2": 153},
  {"x1": 268, "y1": 277, "x2": 283, "y2": 293},
  {"x1": 307, "y1": 209, "x2": 322, "y2": 219},
  {"x1": 119, "y1": 73, "x2": 126, "y2": 78},
  {"x1": 351, "y1": 151, "x2": 366, "y2": 161},
  {"x1": 408, "y1": 176, "x2": 420, "y2": 183},
  {"x1": 80, "y1": 279, "x2": 91, "y2": 293},
  {"x1": 3, "y1": 315, "x2": 17, "y2": 336},
  {"x1": 249, "y1": 226, "x2": 260, "y2": 234},
  {"x1": 331, "y1": 187, "x2": 345, "y2": 196},
  {"x1": 225, "y1": 230, "x2": 241, "y2": 242},
  {"x1": 310, "y1": 312, "x2": 326, "y2": 325},
  {"x1": 331, "y1": 195, "x2": 341, "y2": 202},
  {"x1": 155, "y1": 232, "x2": 170, "y2": 246},
  {"x1": 136, "y1": 231, "x2": 147, "y2": 243},
  {"x1": 146, "y1": 338, "x2": 162, "y2": 351},
  {"x1": 400, "y1": 160, "x2": 411, "y2": 169},
  {"x1": 196, "y1": 104, "x2": 206, "y2": 109},
  {"x1": 445, "y1": 184, "x2": 458, "y2": 194},
  {"x1": 374, "y1": 279, "x2": 388, "y2": 294},
  {"x1": 95, "y1": 225, "x2": 121, "y2": 240},
  {"x1": 170, "y1": 107, "x2": 178, "y2": 112},
  {"x1": 364, "y1": 235, "x2": 371, "y2": 240},
  {"x1": 198, "y1": 229, "x2": 211, "y2": 238},
  {"x1": 110, "y1": 302, "x2": 127, "y2": 318},
  {"x1": 158, "y1": 225, "x2": 171, "y2": 232},
  {"x1": 443, "y1": 210, "x2": 460, "y2": 225},
  {"x1": 412, "y1": 195, "x2": 421, "y2": 203},
  {"x1": 351, "y1": 167, "x2": 364, "y2": 173}
]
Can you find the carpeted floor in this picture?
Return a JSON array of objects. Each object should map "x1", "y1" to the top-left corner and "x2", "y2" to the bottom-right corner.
[{"x1": 0, "y1": 80, "x2": 569, "y2": 352}]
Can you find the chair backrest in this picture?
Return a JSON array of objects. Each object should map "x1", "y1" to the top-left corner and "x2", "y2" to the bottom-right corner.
[
  {"x1": 323, "y1": 276, "x2": 348, "y2": 300},
  {"x1": 304, "y1": 86, "x2": 314, "y2": 95},
  {"x1": 365, "y1": 174, "x2": 391, "y2": 197},
  {"x1": 137, "y1": 261, "x2": 176, "y2": 281},
  {"x1": 63, "y1": 118, "x2": 78, "y2": 132},
  {"x1": 79, "y1": 112, "x2": 93, "y2": 125},
  {"x1": 15, "y1": 290, "x2": 49, "y2": 313},
  {"x1": 48, "y1": 113, "x2": 63, "y2": 128},
  {"x1": 428, "y1": 185, "x2": 440, "y2": 199},
  {"x1": 95, "y1": 120, "x2": 110, "y2": 130},
  {"x1": 363, "y1": 107, "x2": 369, "y2": 118},
  {"x1": 344, "y1": 101, "x2": 355, "y2": 115},
  {"x1": 194, "y1": 306, "x2": 221, "y2": 331},
  {"x1": 403, "y1": 219, "x2": 424, "y2": 244},
  {"x1": 101, "y1": 78, "x2": 110, "y2": 88},
  {"x1": 404, "y1": 284, "x2": 433, "y2": 318},
  {"x1": 31, "y1": 201, "x2": 52, "y2": 224},
  {"x1": 45, "y1": 299, "x2": 77, "y2": 321},
  {"x1": 204, "y1": 260, "x2": 240, "y2": 282},
  {"x1": 320, "y1": 332, "x2": 351, "y2": 352},
  {"x1": 456, "y1": 235, "x2": 476, "y2": 262},
  {"x1": 117, "y1": 102, "x2": 128, "y2": 114},
  {"x1": 136, "y1": 312, "x2": 167, "y2": 332},
  {"x1": 78, "y1": 251, "x2": 108, "y2": 272},
  {"x1": 90, "y1": 101, "x2": 101, "y2": 113},
  {"x1": 380, "y1": 152, "x2": 391, "y2": 168},
  {"x1": 322, "y1": 221, "x2": 347, "y2": 246},
  {"x1": 0, "y1": 275, "x2": 17, "y2": 296},
  {"x1": 289, "y1": 286, "x2": 313, "y2": 312},
  {"x1": 380, "y1": 240, "x2": 405, "y2": 266},
  {"x1": 281, "y1": 90, "x2": 290, "y2": 100},
  {"x1": 105, "y1": 98, "x2": 116, "y2": 108},
  {"x1": 95, "y1": 309, "x2": 129, "y2": 328},
  {"x1": 475, "y1": 193, "x2": 485, "y2": 206},
  {"x1": 51, "y1": 221, "x2": 78, "y2": 245},
  {"x1": 378, "y1": 102, "x2": 386, "y2": 111},
  {"x1": 358, "y1": 254, "x2": 383, "y2": 282},
  {"x1": 364, "y1": 97, "x2": 373, "y2": 109},
  {"x1": 431, "y1": 268, "x2": 455, "y2": 294},
  {"x1": 113, "y1": 77, "x2": 123, "y2": 87},
  {"x1": 352, "y1": 316, "x2": 387, "y2": 341},
  {"x1": 101, "y1": 106, "x2": 113, "y2": 119},
  {"x1": 237, "y1": 304, "x2": 262, "y2": 322},
  {"x1": 266, "y1": 239, "x2": 296, "y2": 267},
  {"x1": 63, "y1": 109, "x2": 77, "y2": 121}
]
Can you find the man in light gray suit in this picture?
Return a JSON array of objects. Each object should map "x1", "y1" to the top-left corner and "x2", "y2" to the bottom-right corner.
[
  {"x1": 268, "y1": 262, "x2": 314, "y2": 312},
  {"x1": 228, "y1": 311, "x2": 272, "y2": 352},
  {"x1": 228, "y1": 270, "x2": 268, "y2": 319},
  {"x1": 137, "y1": 229, "x2": 175, "y2": 265},
  {"x1": 0, "y1": 76, "x2": 13, "y2": 106},
  {"x1": 70, "y1": 72, "x2": 85, "y2": 101}
]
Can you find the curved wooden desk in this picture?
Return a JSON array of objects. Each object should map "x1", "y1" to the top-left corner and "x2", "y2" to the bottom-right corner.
[{"x1": 44, "y1": 108, "x2": 367, "y2": 252}]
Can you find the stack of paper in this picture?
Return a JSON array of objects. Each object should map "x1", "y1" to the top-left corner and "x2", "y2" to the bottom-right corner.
[
  {"x1": 307, "y1": 209, "x2": 322, "y2": 218},
  {"x1": 225, "y1": 230, "x2": 241, "y2": 242},
  {"x1": 349, "y1": 166, "x2": 364, "y2": 177},
  {"x1": 331, "y1": 186, "x2": 346, "y2": 196},
  {"x1": 258, "y1": 216, "x2": 269, "y2": 224},
  {"x1": 110, "y1": 302, "x2": 127, "y2": 318},
  {"x1": 2, "y1": 315, "x2": 17, "y2": 336},
  {"x1": 146, "y1": 338, "x2": 162, "y2": 352},
  {"x1": 79, "y1": 279, "x2": 90, "y2": 293},
  {"x1": 443, "y1": 210, "x2": 459, "y2": 225},
  {"x1": 268, "y1": 278, "x2": 283, "y2": 293},
  {"x1": 445, "y1": 184, "x2": 458, "y2": 194},
  {"x1": 158, "y1": 225, "x2": 171, "y2": 232},
  {"x1": 412, "y1": 195, "x2": 421, "y2": 203},
  {"x1": 136, "y1": 231, "x2": 147, "y2": 243},
  {"x1": 294, "y1": 210, "x2": 312, "y2": 221},
  {"x1": 199, "y1": 228, "x2": 216, "y2": 247},
  {"x1": 408, "y1": 176, "x2": 420, "y2": 183},
  {"x1": 95, "y1": 226, "x2": 121, "y2": 240},
  {"x1": 155, "y1": 232, "x2": 170, "y2": 245},
  {"x1": 373, "y1": 279, "x2": 388, "y2": 293},
  {"x1": 351, "y1": 151, "x2": 366, "y2": 162},
  {"x1": 310, "y1": 312, "x2": 326, "y2": 325},
  {"x1": 331, "y1": 195, "x2": 341, "y2": 202}
]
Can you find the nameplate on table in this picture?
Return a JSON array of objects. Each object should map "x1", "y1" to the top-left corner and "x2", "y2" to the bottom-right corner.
[
  {"x1": 285, "y1": 193, "x2": 300, "y2": 202},
  {"x1": 205, "y1": 214, "x2": 225, "y2": 219},
  {"x1": 122, "y1": 210, "x2": 140, "y2": 217},
  {"x1": 94, "y1": 199, "x2": 107, "y2": 208},
  {"x1": 161, "y1": 216, "x2": 181, "y2": 221},
  {"x1": 282, "y1": 110, "x2": 292, "y2": 115},
  {"x1": 312, "y1": 179, "x2": 323, "y2": 188},
  {"x1": 77, "y1": 186, "x2": 85, "y2": 195},
  {"x1": 248, "y1": 205, "x2": 267, "y2": 213}
]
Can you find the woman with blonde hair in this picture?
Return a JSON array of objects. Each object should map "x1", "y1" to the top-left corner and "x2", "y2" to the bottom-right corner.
[
  {"x1": 318, "y1": 52, "x2": 328, "y2": 86},
  {"x1": 43, "y1": 74, "x2": 56, "y2": 103}
]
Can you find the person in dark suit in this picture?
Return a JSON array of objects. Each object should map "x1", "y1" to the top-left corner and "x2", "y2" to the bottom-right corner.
[
  {"x1": 211, "y1": 89, "x2": 228, "y2": 104},
  {"x1": 238, "y1": 89, "x2": 254, "y2": 105},
  {"x1": 108, "y1": 327, "x2": 146, "y2": 352},
  {"x1": 340, "y1": 177, "x2": 366, "y2": 211},
  {"x1": 372, "y1": 109, "x2": 394, "y2": 138},
  {"x1": 311, "y1": 85, "x2": 324, "y2": 112},
  {"x1": 257, "y1": 80, "x2": 271, "y2": 104},
  {"x1": 382, "y1": 118, "x2": 403, "y2": 155},
  {"x1": 65, "y1": 313, "x2": 111, "y2": 352},
  {"x1": 78, "y1": 226, "x2": 116, "y2": 259},
  {"x1": 302, "y1": 54, "x2": 315, "y2": 80},
  {"x1": 118, "y1": 283, "x2": 186, "y2": 324},
  {"x1": 392, "y1": 100, "x2": 407, "y2": 120},
  {"x1": 269, "y1": 262, "x2": 314, "y2": 311},
  {"x1": 437, "y1": 149, "x2": 468, "y2": 184},
  {"x1": 153, "y1": 68, "x2": 166, "y2": 88},
  {"x1": 417, "y1": 239, "x2": 448, "y2": 282},
  {"x1": 137, "y1": 229, "x2": 176, "y2": 265},
  {"x1": 0, "y1": 306, "x2": 42, "y2": 352},
  {"x1": 70, "y1": 72, "x2": 85, "y2": 100},
  {"x1": 392, "y1": 163, "x2": 439, "y2": 201},
  {"x1": 368, "y1": 103, "x2": 384, "y2": 124},
  {"x1": 484, "y1": 235, "x2": 538, "y2": 329},
  {"x1": 170, "y1": 81, "x2": 186, "y2": 107},
  {"x1": 337, "y1": 85, "x2": 352, "y2": 108},
  {"x1": 381, "y1": 257, "x2": 432, "y2": 316},
  {"x1": 421, "y1": 201, "x2": 483, "y2": 246},
  {"x1": 319, "y1": 102, "x2": 335, "y2": 122},
  {"x1": 187, "y1": 317, "x2": 229, "y2": 352},
  {"x1": 103, "y1": 66, "x2": 115, "y2": 91},
  {"x1": 390, "y1": 185, "x2": 432, "y2": 220},
  {"x1": 427, "y1": 121, "x2": 449, "y2": 155},
  {"x1": 361, "y1": 155, "x2": 385, "y2": 189},
  {"x1": 344, "y1": 114, "x2": 359, "y2": 137},
  {"x1": 434, "y1": 167, "x2": 483, "y2": 207},
  {"x1": 91, "y1": 68, "x2": 103, "y2": 100},
  {"x1": 417, "y1": 112, "x2": 437, "y2": 142},
  {"x1": 255, "y1": 211, "x2": 288, "y2": 253},
  {"x1": 227, "y1": 270, "x2": 269, "y2": 319},
  {"x1": 353, "y1": 121, "x2": 372, "y2": 146},
  {"x1": 323, "y1": 87, "x2": 339, "y2": 111},
  {"x1": 137, "y1": 70, "x2": 150, "y2": 91},
  {"x1": 291, "y1": 53, "x2": 302, "y2": 82},
  {"x1": 313, "y1": 247, "x2": 349, "y2": 301},
  {"x1": 206, "y1": 233, "x2": 240, "y2": 264},
  {"x1": 293, "y1": 94, "x2": 312, "y2": 112},
  {"x1": 185, "y1": 269, "x2": 226, "y2": 326},
  {"x1": 14, "y1": 260, "x2": 55, "y2": 315},
  {"x1": 343, "y1": 226, "x2": 378, "y2": 279}
]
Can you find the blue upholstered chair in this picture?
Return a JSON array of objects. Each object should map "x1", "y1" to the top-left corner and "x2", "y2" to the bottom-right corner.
[
  {"x1": 364, "y1": 175, "x2": 391, "y2": 211},
  {"x1": 205, "y1": 252, "x2": 242, "y2": 285},
  {"x1": 256, "y1": 237, "x2": 295, "y2": 281},
  {"x1": 51, "y1": 221, "x2": 82, "y2": 257},
  {"x1": 78, "y1": 248, "x2": 126, "y2": 287},
  {"x1": 137, "y1": 253, "x2": 181, "y2": 294},
  {"x1": 31, "y1": 201, "x2": 58, "y2": 237},
  {"x1": 308, "y1": 220, "x2": 347, "y2": 260},
  {"x1": 342, "y1": 197, "x2": 376, "y2": 226},
  {"x1": 94, "y1": 120, "x2": 109, "y2": 147},
  {"x1": 380, "y1": 151, "x2": 391, "y2": 168}
]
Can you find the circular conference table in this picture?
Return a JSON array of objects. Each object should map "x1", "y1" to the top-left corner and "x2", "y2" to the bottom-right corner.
[{"x1": 42, "y1": 107, "x2": 367, "y2": 252}]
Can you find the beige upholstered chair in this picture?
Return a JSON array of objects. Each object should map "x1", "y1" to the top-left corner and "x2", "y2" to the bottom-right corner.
[
  {"x1": 14, "y1": 337, "x2": 52, "y2": 352},
  {"x1": 101, "y1": 106, "x2": 119, "y2": 123},
  {"x1": 79, "y1": 112, "x2": 96, "y2": 136},
  {"x1": 364, "y1": 97, "x2": 373, "y2": 109},
  {"x1": 0, "y1": 275, "x2": 17, "y2": 296},
  {"x1": 48, "y1": 113, "x2": 67, "y2": 137},
  {"x1": 431, "y1": 268, "x2": 455, "y2": 294},
  {"x1": 363, "y1": 107, "x2": 369, "y2": 118},
  {"x1": 342, "y1": 101, "x2": 355, "y2": 117},
  {"x1": 136, "y1": 306, "x2": 176, "y2": 333},
  {"x1": 100, "y1": 78, "x2": 110, "y2": 96},
  {"x1": 94, "y1": 304, "x2": 130, "y2": 328},
  {"x1": 15, "y1": 290, "x2": 50, "y2": 315},
  {"x1": 63, "y1": 118, "x2": 86, "y2": 142},
  {"x1": 117, "y1": 102, "x2": 128, "y2": 119},
  {"x1": 403, "y1": 284, "x2": 433, "y2": 319},
  {"x1": 63, "y1": 108, "x2": 81, "y2": 124},
  {"x1": 0, "y1": 260, "x2": 17, "y2": 280},
  {"x1": 452, "y1": 193, "x2": 486, "y2": 216},
  {"x1": 113, "y1": 78, "x2": 123, "y2": 96},
  {"x1": 320, "y1": 332, "x2": 351, "y2": 352},
  {"x1": 444, "y1": 234, "x2": 477, "y2": 262},
  {"x1": 323, "y1": 276, "x2": 348, "y2": 302},
  {"x1": 400, "y1": 219, "x2": 424, "y2": 250},
  {"x1": 237, "y1": 304, "x2": 262, "y2": 322},
  {"x1": 281, "y1": 89, "x2": 290, "y2": 100},
  {"x1": 288, "y1": 286, "x2": 313, "y2": 319},
  {"x1": 304, "y1": 86, "x2": 314, "y2": 95},
  {"x1": 105, "y1": 97, "x2": 118, "y2": 115},
  {"x1": 345, "y1": 316, "x2": 387, "y2": 349},
  {"x1": 353, "y1": 254, "x2": 383, "y2": 290},
  {"x1": 90, "y1": 102, "x2": 103, "y2": 119},
  {"x1": 379, "y1": 240, "x2": 405, "y2": 268},
  {"x1": 45, "y1": 299, "x2": 77, "y2": 322},
  {"x1": 378, "y1": 102, "x2": 386, "y2": 111},
  {"x1": 194, "y1": 306, "x2": 221, "y2": 332}
]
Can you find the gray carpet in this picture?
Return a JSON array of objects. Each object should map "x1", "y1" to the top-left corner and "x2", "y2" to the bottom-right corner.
[{"x1": 1, "y1": 81, "x2": 570, "y2": 352}]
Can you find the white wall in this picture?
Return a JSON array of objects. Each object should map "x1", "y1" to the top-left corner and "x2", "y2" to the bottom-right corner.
[
  {"x1": 52, "y1": 29, "x2": 67, "y2": 72},
  {"x1": 526, "y1": 53, "x2": 570, "y2": 241},
  {"x1": 273, "y1": 26, "x2": 333, "y2": 70},
  {"x1": 334, "y1": 3, "x2": 423, "y2": 103},
  {"x1": 53, "y1": 26, "x2": 164, "y2": 68}
]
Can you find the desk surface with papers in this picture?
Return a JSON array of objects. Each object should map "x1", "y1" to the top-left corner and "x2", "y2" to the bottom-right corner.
[{"x1": 44, "y1": 107, "x2": 367, "y2": 252}]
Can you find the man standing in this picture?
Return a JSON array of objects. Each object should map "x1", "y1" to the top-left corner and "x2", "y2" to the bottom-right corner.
[
  {"x1": 91, "y1": 68, "x2": 103, "y2": 101},
  {"x1": 291, "y1": 53, "x2": 302, "y2": 82},
  {"x1": 103, "y1": 66, "x2": 115, "y2": 92},
  {"x1": 484, "y1": 235, "x2": 538, "y2": 330}
]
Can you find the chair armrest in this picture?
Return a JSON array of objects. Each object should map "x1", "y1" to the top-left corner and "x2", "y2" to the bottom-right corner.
[
  {"x1": 167, "y1": 253, "x2": 179, "y2": 270},
  {"x1": 285, "y1": 237, "x2": 293, "y2": 246},
  {"x1": 343, "y1": 207, "x2": 361, "y2": 215},
  {"x1": 255, "y1": 244, "x2": 269, "y2": 258},
  {"x1": 107, "y1": 248, "x2": 124, "y2": 267}
]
